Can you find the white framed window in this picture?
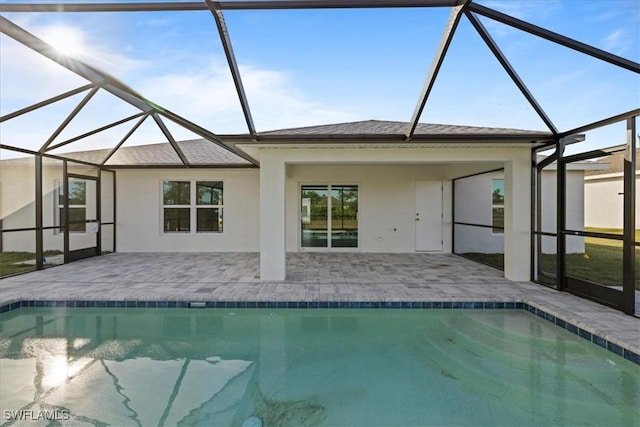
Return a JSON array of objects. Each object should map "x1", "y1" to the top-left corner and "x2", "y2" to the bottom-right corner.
[
  {"x1": 300, "y1": 184, "x2": 358, "y2": 249},
  {"x1": 492, "y1": 179, "x2": 504, "y2": 234},
  {"x1": 162, "y1": 180, "x2": 223, "y2": 234},
  {"x1": 55, "y1": 179, "x2": 87, "y2": 233}
]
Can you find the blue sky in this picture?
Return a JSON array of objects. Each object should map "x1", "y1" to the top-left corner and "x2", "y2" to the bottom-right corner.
[{"x1": 1, "y1": 0, "x2": 639, "y2": 155}]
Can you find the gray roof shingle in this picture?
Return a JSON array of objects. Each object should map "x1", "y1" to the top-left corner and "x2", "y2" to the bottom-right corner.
[
  {"x1": 584, "y1": 148, "x2": 640, "y2": 177},
  {"x1": 259, "y1": 120, "x2": 548, "y2": 136},
  {"x1": 3, "y1": 120, "x2": 550, "y2": 167},
  {"x1": 61, "y1": 139, "x2": 251, "y2": 166}
]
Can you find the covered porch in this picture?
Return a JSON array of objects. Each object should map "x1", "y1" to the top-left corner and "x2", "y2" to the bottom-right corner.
[{"x1": 253, "y1": 144, "x2": 531, "y2": 282}]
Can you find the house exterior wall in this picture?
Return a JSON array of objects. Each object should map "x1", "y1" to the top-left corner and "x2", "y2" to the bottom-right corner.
[
  {"x1": 584, "y1": 174, "x2": 640, "y2": 229},
  {"x1": 115, "y1": 169, "x2": 260, "y2": 252},
  {"x1": 1, "y1": 159, "x2": 99, "y2": 254},
  {"x1": 453, "y1": 170, "x2": 504, "y2": 254},
  {"x1": 2, "y1": 150, "x2": 592, "y2": 273},
  {"x1": 285, "y1": 164, "x2": 455, "y2": 253},
  {"x1": 453, "y1": 169, "x2": 585, "y2": 254},
  {"x1": 1, "y1": 159, "x2": 36, "y2": 252}
]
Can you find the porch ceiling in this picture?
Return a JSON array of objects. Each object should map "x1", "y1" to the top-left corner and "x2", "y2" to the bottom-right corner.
[{"x1": 0, "y1": 0, "x2": 638, "y2": 167}]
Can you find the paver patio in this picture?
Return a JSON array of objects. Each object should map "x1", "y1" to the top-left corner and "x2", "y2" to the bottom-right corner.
[{"x1": 1, "y1": 252, "x2": 638, "y2": 354}]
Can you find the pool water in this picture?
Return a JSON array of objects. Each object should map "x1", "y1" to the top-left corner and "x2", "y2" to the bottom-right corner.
[{"x1": 0, "y1": 308, "x2": 638, "y2": 426}]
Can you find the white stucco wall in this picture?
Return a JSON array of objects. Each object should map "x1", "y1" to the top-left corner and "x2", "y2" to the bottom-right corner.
[
  {"x1": 1, "y1": 158, "x2": 36, "y2": 252},
  {"x1": 115, "y1": 169, "x2": 260, "y2": 252},
  {"x1": 285, "y1": 164, "x2": 456, "y2": 253},
  {"x1": 453, "y1": 169, "x2": 586, "y2": 255},
  {"x1": 584, "y1": 174, "x2": 640, "y2": 229},
  {"x1": 1, "y1": 159, "x2": 101, "y2": 254},
  {"x1": 453, "y1": 171, "x2": 504, "y2": 254}
]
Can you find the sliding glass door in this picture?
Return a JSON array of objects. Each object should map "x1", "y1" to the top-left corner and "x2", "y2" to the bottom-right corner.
[
  {"x1": 301, "y1": 186, "x2": 328, "y2": 247},
  {"x1": 331, "y1": 185, "x2": 358, "y2": 248},
  {"x1": 301, "y1": 185, "x2": 358, "y2": 249}
]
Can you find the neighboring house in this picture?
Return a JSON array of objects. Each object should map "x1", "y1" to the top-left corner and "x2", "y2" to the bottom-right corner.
[
  {"x1": 1, "y1": 120, "x2": 590, "y2": 281},
  {"x1": 584, "y1": 146, "x2": 640, "y2": 230}
]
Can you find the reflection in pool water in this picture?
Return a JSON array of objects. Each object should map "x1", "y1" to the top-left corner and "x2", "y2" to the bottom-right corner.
[{"x1": 0, "y1": 308, "x2": 638, "y2": 426}]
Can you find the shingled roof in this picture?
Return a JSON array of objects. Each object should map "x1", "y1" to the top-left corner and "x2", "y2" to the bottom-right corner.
[
  {"x1": 39, "y1": 120, "x2": 552, "y2": 166},
  {"x1": 259, "y1": 120, "x2": 548, "y2": 136},
  {"x1": 60, "y1": 139, "x2": 252, "y2": 166},
  {"x1": 584, "y1": 147, "x2": 640, "y2": 177}
]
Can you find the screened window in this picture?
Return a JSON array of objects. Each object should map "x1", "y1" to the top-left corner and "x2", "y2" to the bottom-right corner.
[
  {"x1": 492, "y1": 179, "x2": 505, "y2": 234},
  {"x1": 162, "y1": 180, "x2": 223, "y2": 233},
  {"x1": 56, "y1": 180, "x2": 87, "y2": 233}
]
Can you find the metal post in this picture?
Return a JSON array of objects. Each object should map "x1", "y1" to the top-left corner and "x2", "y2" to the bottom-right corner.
[
  {"x1": 556, "y1": 138, "x2": 566, "y2": 291},
  {"x1": 536, "y1": 161, "x2": 544, "y2": 281},
  {"x1": 113, "y1": 171, "x2": 117, "y2": 252},
  {"x1": 530, "y1": 147, "x2": 537, "y2": 281},
  {"x1": 63, "y1": 160, "x2": 69, "y2": 263},
  {"x1": 622, "y1": 117, "x2": 636, "y2": 315},
  {"x1": 97, "y1": 168, "x2": 102, "y2": 256},
  {"x1": 35, "y1": 154, "x2": 43, "y2": 270},
  {"x1": 451, "y1": 178, "x2": 456, "y2": 254}
]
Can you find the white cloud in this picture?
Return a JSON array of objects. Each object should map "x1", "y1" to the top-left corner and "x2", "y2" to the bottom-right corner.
[
  {"x1": 240, "y1": 66, "x2": 358, "y2": 131},
  {"x1": 481, "y1": 0, "x2": 562, "y2": 21},
  {"x1": 602, "y1": 28, "x2": 633, "y2": 56},
  {"x1": 0, "y1": 18, "x2": 151, "y2": 116},
  {"x1": 1, "y1": 16, "x2": 356, "y2": 151},
  {"x1": 0, "y1": 34, "x2": 89, "y2": 114},
  {"x1": 131, "y1": 60, "x2": 357, "y2": 135},
  {"x1": 479, "y1": 0, "x2": 563, "y2": 39}
]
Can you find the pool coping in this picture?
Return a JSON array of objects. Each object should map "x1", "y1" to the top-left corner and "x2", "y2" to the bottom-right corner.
[{"x1": 1, "y1": 298, "x2": 638, "y2": 366}]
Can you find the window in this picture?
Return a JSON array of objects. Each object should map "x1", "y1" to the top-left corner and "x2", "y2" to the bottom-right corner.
[
  {"x1": 301, "y1": 184, "x2": 358, "y2": 248},
  {"x1": 56, "y1": 180, "x2": 87, "y2": 233},
  {"x1": 163, "y1": 181, "x2": 190, "y2": 232},
  {"x1": 492, "y1": 179, "x2": 504, "y2": 234},
  {"x1": 196, "y1": 181, "x2": 223, "y2": 232},
  {"x1": 162, "y1": 180, "x2": 223, "y2": 233}
]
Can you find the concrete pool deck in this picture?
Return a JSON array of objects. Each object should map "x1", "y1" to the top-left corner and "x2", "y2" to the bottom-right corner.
[{"x1": 1, "y1": 252, "x2": 638, "y2": 354}]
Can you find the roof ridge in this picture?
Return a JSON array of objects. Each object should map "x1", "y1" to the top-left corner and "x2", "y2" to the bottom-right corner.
[{"x1": 258, "y1": 119, "x2": 548, "y2": 135}]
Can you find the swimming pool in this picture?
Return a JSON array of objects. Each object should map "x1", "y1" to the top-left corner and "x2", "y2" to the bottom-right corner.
[{"x1": 1, "y1": 308, "x2": 638, "y2": 426}]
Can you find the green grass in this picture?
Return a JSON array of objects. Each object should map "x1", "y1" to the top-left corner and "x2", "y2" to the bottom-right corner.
[
  {"x1": 563, "y1": 243, "x2": 640, "y2": 289},
  {"x1": 464, "y1": 241, "x2": 640, "y2": 290},
  {"x1": 0, "y1": 251, "x2": 62, "y2": 278},
  {"x1": 584, "y1": 227, "x2": 640, "y2": 247}
]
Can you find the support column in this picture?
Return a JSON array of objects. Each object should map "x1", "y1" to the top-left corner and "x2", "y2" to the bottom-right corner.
[
  {"x1": 35, "y1": 154, "x2": 43, "y2": 270},
  {"x1": 622, "y1": 117, "x2": 636, "y2": 314},
  {"x1": 260, "y1": 152, "x2": 286, "y2": 280},
  {"x1": 504, "y1": 153, "x2": 532, "y2": 281},
  {"x1": 556, "y1": 139, "x2": 566, "y2": 291}
]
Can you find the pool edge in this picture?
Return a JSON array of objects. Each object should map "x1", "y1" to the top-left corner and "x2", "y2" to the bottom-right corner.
[{"x1": 1, "y1": 298, "x2": 638, "y2": 366}]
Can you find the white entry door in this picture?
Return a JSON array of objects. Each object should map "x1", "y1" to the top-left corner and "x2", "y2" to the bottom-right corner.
[{"x1": 415, "y1": 180, "x2": 443, "y2": 251}]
